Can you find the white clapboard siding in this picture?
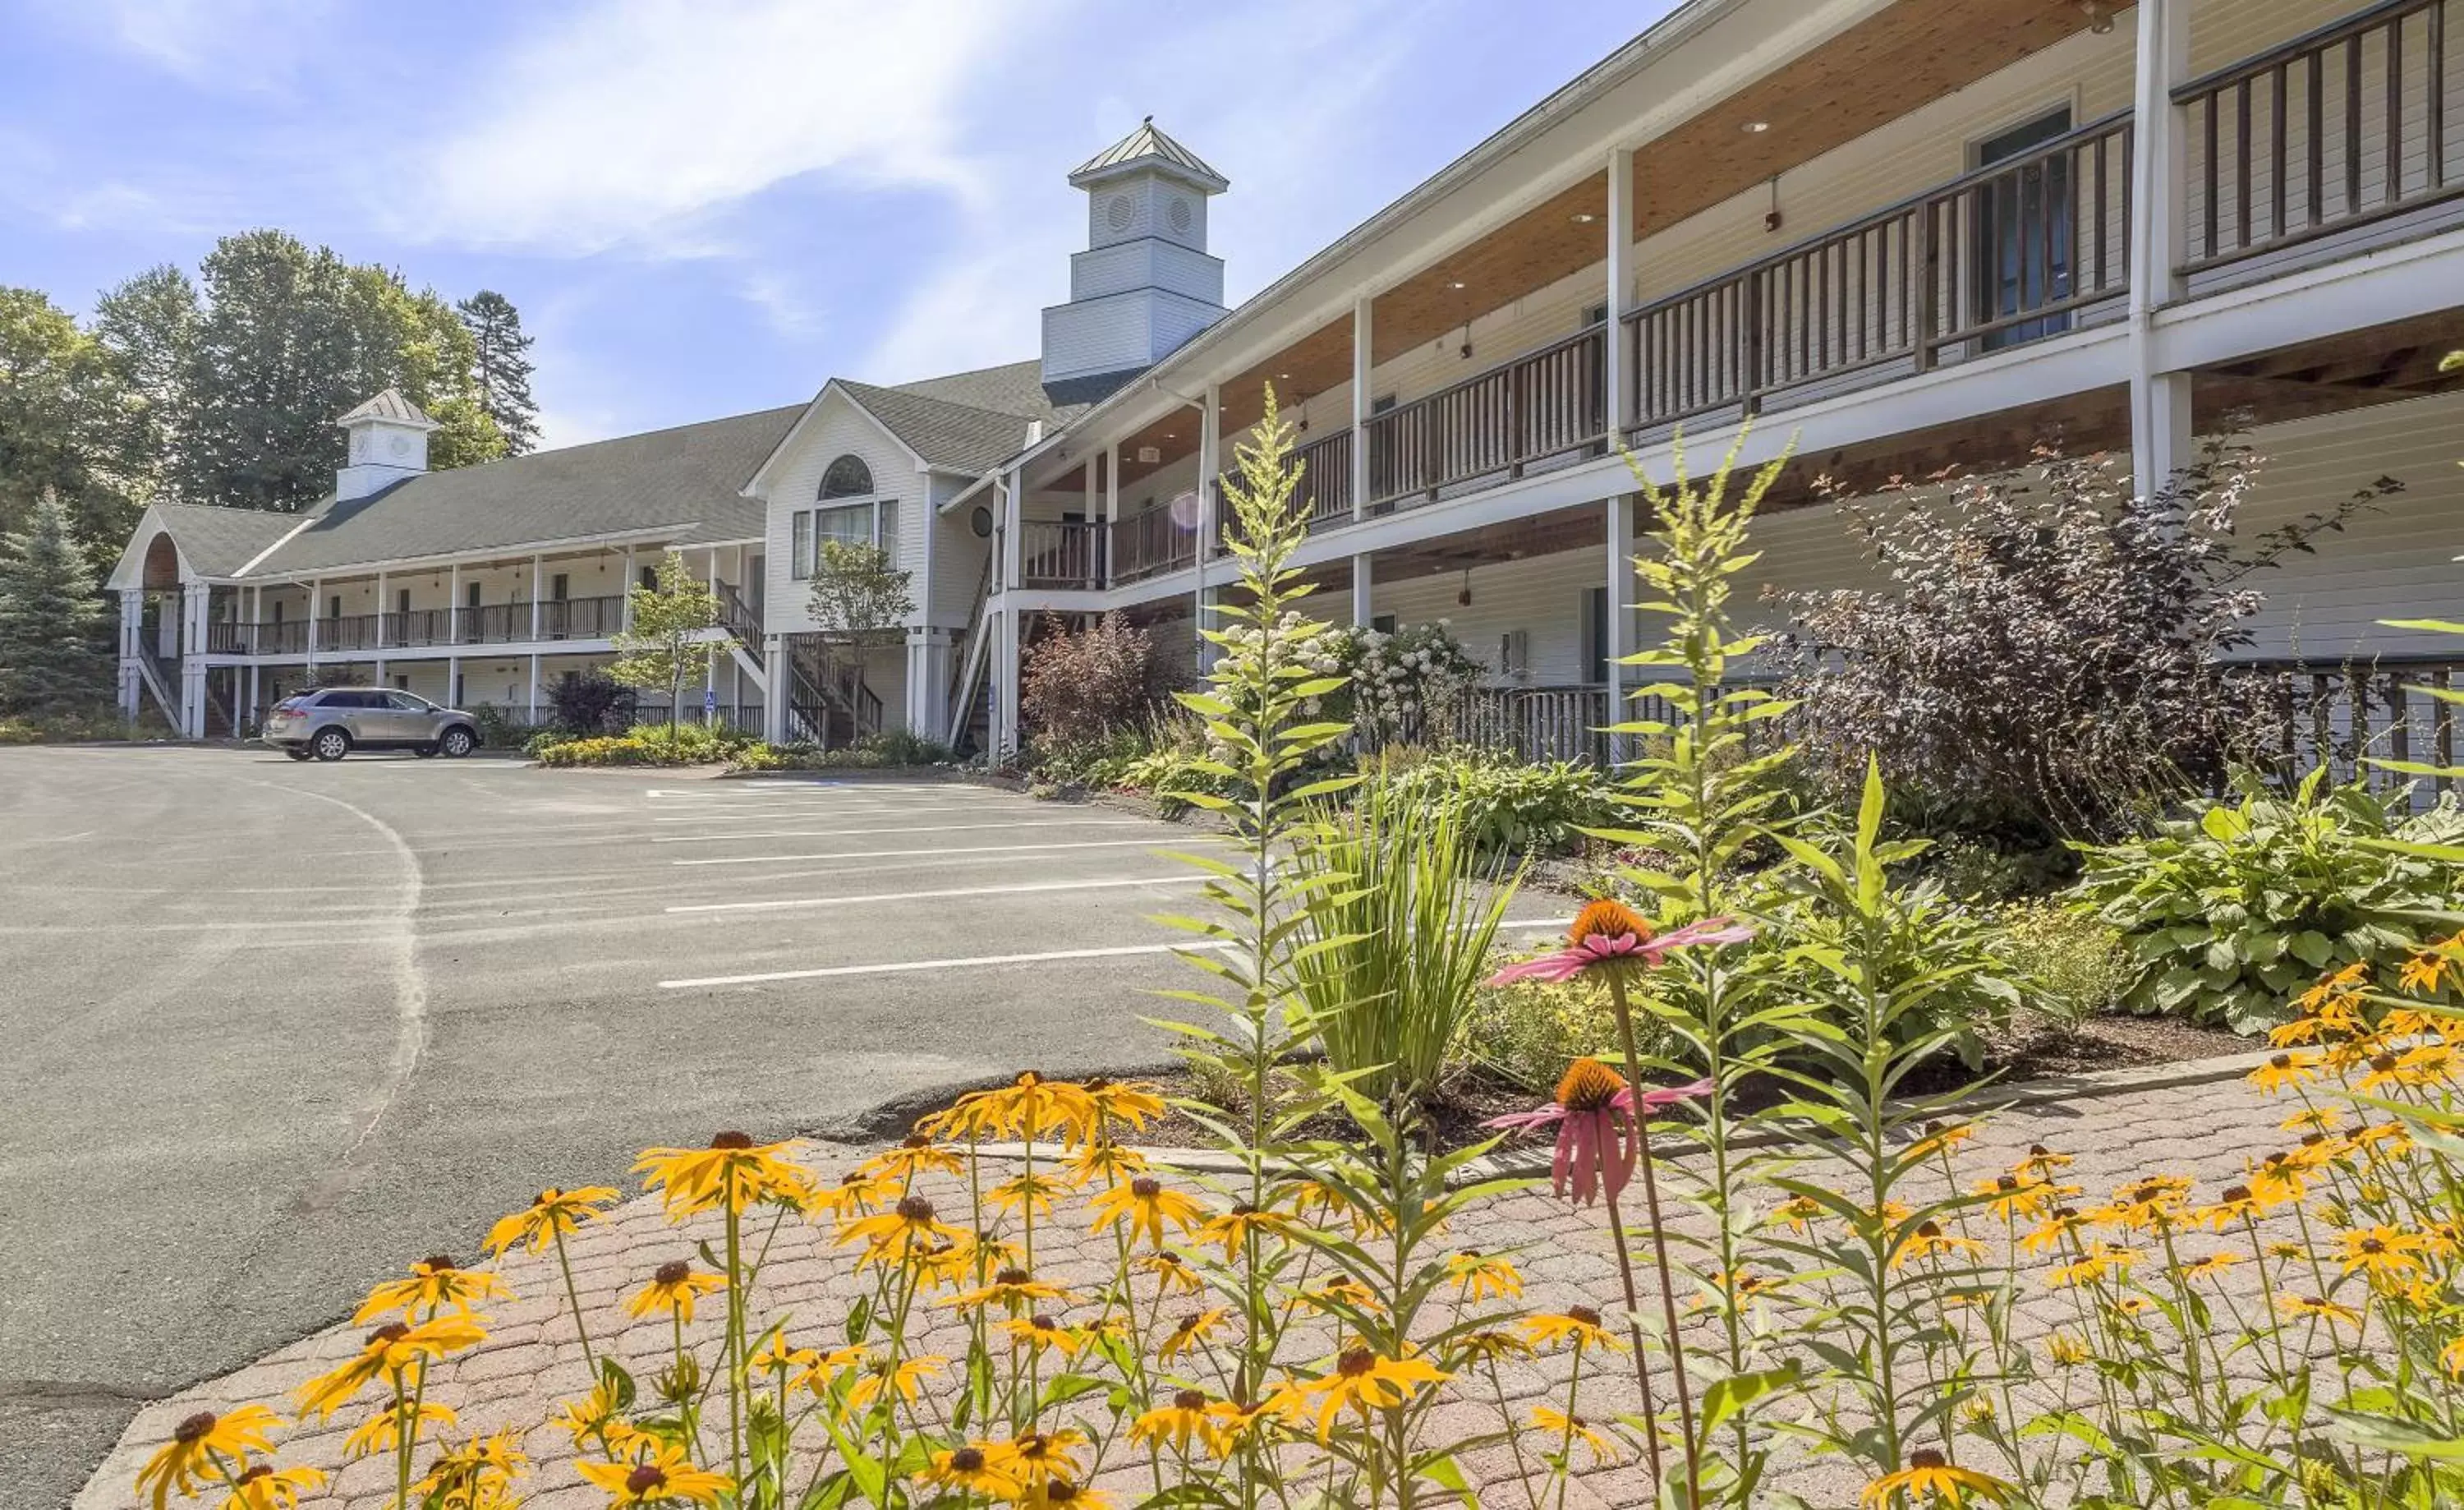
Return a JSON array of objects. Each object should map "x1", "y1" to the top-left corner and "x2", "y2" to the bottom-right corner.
[{"x1": 760, "y1": 392, "x2": 922, "y2": 637}]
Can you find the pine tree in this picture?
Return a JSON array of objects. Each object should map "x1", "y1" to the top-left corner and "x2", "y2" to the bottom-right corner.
[
  {"x1": 456, "y1": 291, "x2": 541, "y2": 455},
  {"x1": 0, "y1": 488, "x2": 114, "y2": 715}
]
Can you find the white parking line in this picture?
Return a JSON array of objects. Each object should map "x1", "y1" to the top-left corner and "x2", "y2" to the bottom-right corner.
[
  {"x1": 658, "y1": 919, "x2": 1568, "y2": 988},
  {"x1": 651, "y1": 818, "x2": 1153, "y2": 845},
  {"x1": 650, "y1": 804, "x2": 1007, "y2": 822},
  {"x1": 664, "y1": 875, "x2": 1207, "y2": 914},
  {"x1": 671, "y1": 836, "x2": 1215, "y2": 868}
]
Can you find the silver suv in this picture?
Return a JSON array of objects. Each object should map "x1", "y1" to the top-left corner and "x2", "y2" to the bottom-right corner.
[{"x1": 264, "y1": 688, "x2": 482, "y2": 762}]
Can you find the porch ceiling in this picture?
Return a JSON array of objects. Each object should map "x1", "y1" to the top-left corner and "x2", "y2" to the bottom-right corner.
[
  {"x1": 1078, "y1": 0, "x2": 2108, "y2": 499},
  {"x1": 2196, "y1": 310, "x2": 2464, "y2": 430}
]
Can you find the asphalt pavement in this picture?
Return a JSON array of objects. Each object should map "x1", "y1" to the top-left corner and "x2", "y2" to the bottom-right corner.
[{"x1": 0, "y1": 745, "x2": 1217, "y2": 1506}]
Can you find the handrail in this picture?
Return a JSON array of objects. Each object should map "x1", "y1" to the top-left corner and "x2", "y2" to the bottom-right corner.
[
  {"x1": 1364, "y1": 322, "x2": 1606, "y2": 507},
  {"x1": 1622, "y1": 108, "x2": 2132, "y2": 334},
  {"x1": 2172, "y1": 0, "x2": 2430, "y2": 99},
  {"x1": 1019, "y1": 518, "x2": 1105, "y2": 589}
]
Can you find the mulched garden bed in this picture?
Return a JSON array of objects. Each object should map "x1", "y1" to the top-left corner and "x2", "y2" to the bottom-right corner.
[{"x1": 1108, "y1": 1012, "x2": 2255, "y2": 1157}]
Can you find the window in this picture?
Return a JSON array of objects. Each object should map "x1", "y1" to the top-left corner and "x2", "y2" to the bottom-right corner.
[
  {"x1": 639, "y1": 566, "x2": 656, "y2": 591},
  {"x1": 328, "y1": 594, "x2": 341, "y2": 619},
  {"x1": 395, "y1": 588, "x2": 411, "y2": 615},
  {"x1": 1584, "y1": 302, "x2": 1609, "y2": 329},
  {"x1": 550, "y1": 573, "x2": 569, "y2": 601},
  {"x1": 1372, "y1": 614, "x2": 1397, "y2": 636},
  {"x1": 466, "y1": 582, "x2": 481, "y2": 610},
  {"x1": 1372, "y1": 394, "x2": 1398, "y2": 415},
  {"x1": 816, "y1": 503, "x2": 873, "y2": 550},
  {"x1": 876, "y1": 502, "x2": 899, "y2": 566},
  {"x1": 791, "y1": 512, "x2": 813, "y2": 580},
  {"x1": 820, "y1": 454, "x2": 874, "y2": 499},
  {"x1": 271, "y1": 601, "x2": 284, "y2": 625},
  {"x1": 388, "y1": 684, "x2": 418, "y2": 701},
  {"x1": 796, "y1": 500, "x2": 899, "y2": 574},
  {"x1": 1973, "y1": 106, "x2": 2076, "y2": 351}
]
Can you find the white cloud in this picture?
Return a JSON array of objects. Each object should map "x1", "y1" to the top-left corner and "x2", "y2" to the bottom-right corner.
[
  {"x1": 41, "y1": 0, "x2": 339, "y2": 90},
  {"x1": 405, "y1": 0, "x2": 1043, "y2": 254},
  {"x1": 857, "y1": 0, "x2": 1429, "y2": 381}
]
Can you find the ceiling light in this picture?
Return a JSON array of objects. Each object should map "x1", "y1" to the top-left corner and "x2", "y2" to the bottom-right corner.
[
  {"x1": 2081, "y1": 1, "x2": 2114, "y2": 32},
  {"x1": 1447, "y1": 280, "x2": 1467, "y2": 290},
  {"x1": 1570, "y1": 212, "x2": 1597, "y2": 223},
  {"x1": 1276, "y1": 371, "x2": 1292, "y2": 379},
  {"x1": 1742, "y1": 121, "x2": 1771, "y2": 134}
]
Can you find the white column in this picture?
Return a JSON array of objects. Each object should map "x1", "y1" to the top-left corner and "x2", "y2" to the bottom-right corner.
[
  {"x1": 1351, "y1": 554, "x2": 1373, "y2": 629},
  {"x1": 180, "y1": 583, "x2": 209, "y2": 738},
  {"x1": 448, "y1": 563, "x2": 462, "y2": 646},
  {"x1": 528, "y1": 555, "x2": 544, "y2": 642},
  {"x1": 1194, "y1": 384, "x2": 1221, "y2": 673},
  {"x1": 1604, "y1": 494, "x2": 1635, "y2": 764},
  {"x1": 620, "y1": 546, "x2": 637, "y2": 630},
  {"x1": 526, "y1": 652, "x2": 540, "y2": 723},
  {"x1": 1350, "y1": 295, "x2": 1373, "y2": 519},
  {"x1": 1605, "y1": 147, "x2": 1634, "y2": 449},
  {"x1": 374, "y1": 569, "x2": 388, "y2": 684},
  {"x1": 2129, "y1": 0, "x2": 2194, "y2": 503},
  {"x1": 117, "y1": 590, "x2": 141, "y2": 718},
  {"x1": 246, "y1": 662, "x2": 260, "y2": 732},
  {"x1": 764, "y1": 638, "x2": 788, "y2": 744},
  {"x1": 992, "y1": 605, "x2": 1022, "y2": 757},
  {"x1": 447, "y1": 655, "x2": 461, "y2": 711},
  {"x1": 906, "y1": 628, "x2": 949, "y2": 739},
  {"x1": 306, "y1": 578, "x2": 322, "y2": 675}
]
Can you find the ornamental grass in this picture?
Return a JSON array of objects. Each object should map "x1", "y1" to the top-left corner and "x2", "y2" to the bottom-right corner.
[{"x1": 130, "y1": 409, "x2": 2464, "y2": 1510}]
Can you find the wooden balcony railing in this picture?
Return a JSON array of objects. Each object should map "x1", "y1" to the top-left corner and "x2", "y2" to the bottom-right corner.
[
  {"x1": 2178, "y1": 0, "x2": 2461, "y2": 272},
  {"x1": 457, "y1": 604, "x2": 524, "y2": 645},
  {"x1": 1296, "y1": 428, "x2": 1354, "y2": 527},
  {"x1": 1110, "y1": 506, "x2": 1198, "y2": 584},
  {"x1": 539, "y1": 595, "x2": 625, "y2": 641},
  {"x1": 1625, "y1": 111, "x2": 2132, "y2": 432},
  {"x1": 319, "y1": 613, "x2": 381, "y2": 652},
  {"x1": 1020, "y1": 519, "x2": 1106, "y2": 589},
  {"x1": 1365, "y1": 324, "x2": 1607, "y2": 509},
  {"x1": 386, "y1": 608, "x2": 451, "y2": 648},
  {"x1": 715, "y1": 582, "x2": 761, "y2": 662}
]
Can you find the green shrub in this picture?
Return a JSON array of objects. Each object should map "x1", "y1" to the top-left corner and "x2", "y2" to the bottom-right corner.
[
  {"x1": 0, "y1": 706, "x2": 153, "y2": 743},
  {"x1": 1375, "y1": 749, "x2": 1626, "y2": 855},
  {"x1": 532, "y1": 721, "x2": 753, "y2": 767},
  {"x1": 726, "y1": 729, "x2": 954, "y2": 772},
  {"x1": 1462, "y1": 966, "x2": 1657, "y2": 1096},
  {"x1": 1287, "y1": 779, "x2": 1521, "y2": 1110},
  {"x1": 2076, "y1": 771, "x2": 2463, "y2": 1033},
  {"x1": 470, "y1": 706, "x2": 550, "y2": 750},
  {"x1": 1993, "y1": 898, "x2": 2135, "y2": 1029},
  {"x1": 857, "y1": 728, "x2": 955, "y2": 766}
]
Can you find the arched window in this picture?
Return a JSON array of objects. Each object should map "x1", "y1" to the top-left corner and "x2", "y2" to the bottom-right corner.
[{"x1": 820, "y1": 454, "x2": 874, "y2": 499}]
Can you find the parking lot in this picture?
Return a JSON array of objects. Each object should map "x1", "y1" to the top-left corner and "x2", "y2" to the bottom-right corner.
[{"x1": 0, "y1": 744, "x2": 1232, "y2": 1503}]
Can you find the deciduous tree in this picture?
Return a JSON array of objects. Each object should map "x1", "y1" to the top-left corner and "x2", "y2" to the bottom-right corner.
[
  {"x1": 609, "y1": 550, "x2": 719, "y2": 743},
  {"x1": 803, "y1": 538, "x2": 913, "y2": 744}
]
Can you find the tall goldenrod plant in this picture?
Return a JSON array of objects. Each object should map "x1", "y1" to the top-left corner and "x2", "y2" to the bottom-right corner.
[
  {"x1": 1151, "y1": 384, "x2": 1360, "y2": 1445},
  {"x1": 1598, "y1": 433, "x2": 1818, "y2": 1506}
]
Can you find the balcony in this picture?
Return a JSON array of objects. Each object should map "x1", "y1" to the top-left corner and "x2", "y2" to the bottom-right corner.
[
  {"x1": 204, "y1": 596, "x2": 632, "y2": 656},
  {"x1": 1008, "y1": 0, "x2": 2461, "y2": 601}
]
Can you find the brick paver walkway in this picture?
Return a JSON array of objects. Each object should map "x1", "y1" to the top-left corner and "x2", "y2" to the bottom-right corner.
[{"x1": 74, "y1": 1053, "x2": 2295, "y2": 1510}]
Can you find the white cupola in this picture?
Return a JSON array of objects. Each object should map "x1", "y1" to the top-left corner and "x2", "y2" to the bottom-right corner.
[
  {"x1": 1040, "y1": 117, "x2": 1230, "y2": 406},
  {"x1": 334, "y1": 388, "x2": 439, "y2": 501}
]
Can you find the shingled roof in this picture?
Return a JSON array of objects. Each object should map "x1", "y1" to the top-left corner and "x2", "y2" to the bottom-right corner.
[
  {"x1": 236, "y1": 403, "x2": 801, "y2": 577},
  {"x1": 146, "y1": 503, "x2": 304, "y2": 577}
]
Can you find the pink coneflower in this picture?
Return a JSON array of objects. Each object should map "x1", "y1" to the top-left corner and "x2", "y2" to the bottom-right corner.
[
  {"x1": 1487, "y1": 898, "x2": 1753, "y2": 986},
  {"x1": 1485, "y1": 1060, "x2": 1712, "y2": 1207}
]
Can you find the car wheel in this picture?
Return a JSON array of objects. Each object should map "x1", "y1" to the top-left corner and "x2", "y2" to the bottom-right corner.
[
  {"x1": 438, "y1": 726, "x2": 476, "y2": 758},
  {"x1": 312, "y1": 727, "x2": 352, "y2": 762},
  {"x1": 413, "y1": 743, "x2": 439, "y2": 758},
  {"x1": 284, "y1": 747, "x2": 313, "y2": 762}
]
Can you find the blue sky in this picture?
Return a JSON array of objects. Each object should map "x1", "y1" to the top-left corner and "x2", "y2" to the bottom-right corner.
[{"x1": 1, "y1": 0, "x2": 1671, "y2": 449}]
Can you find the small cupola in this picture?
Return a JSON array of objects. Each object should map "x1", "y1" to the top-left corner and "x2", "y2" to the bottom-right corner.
[
  {"x1": 335, "y1": 388, "x2": 439, "y2": 501},
  {"x1": 1041, "y1": 117, "x2": 1230, "y2": 406}
]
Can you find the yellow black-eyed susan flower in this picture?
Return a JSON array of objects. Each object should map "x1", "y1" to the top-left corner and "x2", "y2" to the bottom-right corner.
[
  {"x1": 1296, "y1": 1350, "x2": 1450, "y2": 1443},
  {"x1": 1444, "y1": 1250, "x2": 1523, "y2": 1302},
  {"x1": 1531, "y1": 1404, "x2": 1621, "y2": 1466},
  {"x1": 575, "y1": 1441, "x2": 729, "y2": 1505},
  {"x1": 623, "y1": 1260, "x2": 725, "y2": 1324},
  {"x1": 1858, "y1": 1448, "x2": 2014, "y2": 1506},
  {"x1": 1520, "y1": 1305, "x2": 1621, "y2": 1352},
  {"x1": 920, "y1": 1443, "x2": 1018, "y2": 1496},
  {"x1": 1131, "y1": 1388, "x2": 1232, "y2": 1457},
  {"x1": 1087, "y1": 1176, "x2": 1207, "y2": 1249},
  {"x1": 294, "y1": 1317, "x2": 485, "y2": 1420},
  {"x1": 135, "y1": 1406, "x2": 283, "y2": 1510},
  {"x1": 483, "y1": 1186, "x2": 618, "y2": 1257},
  {"x1": 352, "y1": 1254, "x2": 508, "y2": 1323},
  {"x1": 632, "y1": 1130, "x2": 805, "y2": 1216}
]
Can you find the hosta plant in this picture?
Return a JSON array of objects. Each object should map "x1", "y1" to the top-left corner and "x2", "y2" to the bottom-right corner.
[{"x1": 2077, "y1": 769, "x2": 2463, "y2": 1032}]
